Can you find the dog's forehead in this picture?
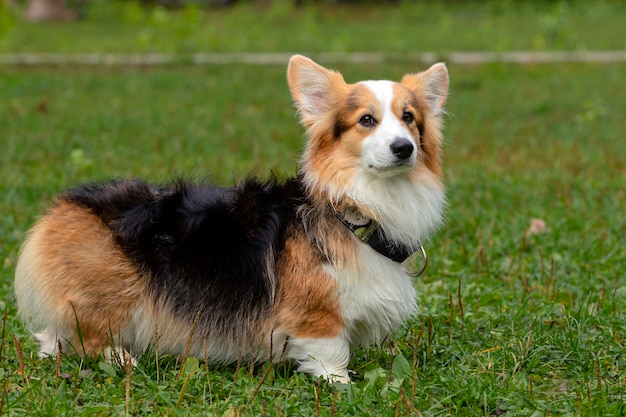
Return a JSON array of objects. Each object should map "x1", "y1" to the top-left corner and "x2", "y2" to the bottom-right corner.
[
  {"x1": 357, "y1": 80, "x2": 412, "y2": 111},
  {"x1": 358, "y1": 80, "x2": 393, "y2": 107}
]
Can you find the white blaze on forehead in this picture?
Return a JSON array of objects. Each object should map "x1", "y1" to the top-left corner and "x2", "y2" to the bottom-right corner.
[
  {"x1": 359, "y1": 80, "x2": 413, "y2": 142},
  {"x1": 360, "y1": 80, "x2": 394, "y2": 118}
]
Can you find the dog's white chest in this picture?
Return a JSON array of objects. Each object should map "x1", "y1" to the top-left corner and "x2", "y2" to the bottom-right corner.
[{"x1": 327, "y1": 245, "x2": 418, "y2": 346}]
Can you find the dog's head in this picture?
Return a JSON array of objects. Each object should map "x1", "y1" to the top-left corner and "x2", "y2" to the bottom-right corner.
[{"x1": 287, "y1": 55, "x2": 448, "y2": 210}]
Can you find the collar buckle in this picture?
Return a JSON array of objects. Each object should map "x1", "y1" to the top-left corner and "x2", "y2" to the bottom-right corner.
[
  {"x1": 353, "y1": 220, "x2": 379, "y2": 243},
  {"x1": 333, "y1": 208, "x2": 428, "y2": 276}
]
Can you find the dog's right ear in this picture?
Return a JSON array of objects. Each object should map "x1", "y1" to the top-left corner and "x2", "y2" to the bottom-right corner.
[{"x1": 287, "y1": 55, "x2": 346, "y2": 127}]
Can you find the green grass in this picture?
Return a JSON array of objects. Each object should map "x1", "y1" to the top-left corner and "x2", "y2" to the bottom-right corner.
[
  {"x1": 2, "y1": 0, "x2": 626, "y2": 54},
  {"x1": 1, "y1": 2, "x2": 626, "y2": 416}
]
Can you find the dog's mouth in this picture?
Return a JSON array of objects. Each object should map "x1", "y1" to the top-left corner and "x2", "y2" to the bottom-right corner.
[{"x1": 366, "y1": 161, "x2": 413, "y2": 177}]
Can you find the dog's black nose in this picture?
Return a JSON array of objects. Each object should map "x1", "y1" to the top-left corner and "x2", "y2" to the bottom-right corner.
[{"x1": 390, "y1": 138, "x2": 414, "y2": 160}]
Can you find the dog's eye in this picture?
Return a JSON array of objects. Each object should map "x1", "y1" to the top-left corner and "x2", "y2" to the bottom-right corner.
[
  {"x1": 402, "y1": 111, "x2": 415, "y2": 125},
  {"x1": 359, "y1": 114, "x2": 377, "y2": 128}
]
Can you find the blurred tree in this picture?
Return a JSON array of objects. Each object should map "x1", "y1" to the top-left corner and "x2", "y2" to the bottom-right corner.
[{"x1": 26, "y1": 0, "x2": 76, "y2": 21}]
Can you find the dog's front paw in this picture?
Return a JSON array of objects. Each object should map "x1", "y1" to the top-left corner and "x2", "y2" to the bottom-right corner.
[
  {"x1": 103, "y1": 346, "x2": 137, "y2": 368},
  {"x1": 285, "y1": 335, "x2": 351, "y2": 383},
  {"x1": 326, "y1": 371, "x2": 351, "y2": 385}
]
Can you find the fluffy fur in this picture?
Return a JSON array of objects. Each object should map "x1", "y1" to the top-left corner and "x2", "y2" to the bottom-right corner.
[{"x1": 14, "y1": 55, "x2": 449, "y2": 383}]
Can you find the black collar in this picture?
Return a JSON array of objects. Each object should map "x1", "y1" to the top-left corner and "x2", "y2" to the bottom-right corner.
[{"x1": 335, "y1": 213, "x2": 416, "y2": 263}]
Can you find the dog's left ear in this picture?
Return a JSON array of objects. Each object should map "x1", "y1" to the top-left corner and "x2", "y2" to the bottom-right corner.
[
  {"x1": 401, "y1": 63, "x2": 449, "y2": 113},
  {"x1": 287, "y1": 55, "x2": 346, "y2": 127}
]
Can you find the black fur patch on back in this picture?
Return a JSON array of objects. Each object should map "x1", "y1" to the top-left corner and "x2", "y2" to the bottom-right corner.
[{"x1": 62, "y1": 177, "x2": 306, "y2": 338}]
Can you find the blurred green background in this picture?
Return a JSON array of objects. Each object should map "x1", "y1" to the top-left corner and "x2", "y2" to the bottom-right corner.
[{"x1": 2, "y1": 0, "x2": 626, "y2": 53}]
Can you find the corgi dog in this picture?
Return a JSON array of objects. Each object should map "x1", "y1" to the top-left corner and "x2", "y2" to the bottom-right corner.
[{"x1": 14, "y1": 55, "x2": 448, "y2": 383}]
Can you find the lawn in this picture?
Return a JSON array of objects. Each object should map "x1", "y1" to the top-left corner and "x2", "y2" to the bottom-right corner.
[
  {"x1": 1, "y1": 1, "x2": 625, "y2": 416},
  {"x1": 1, "y1": 0, "x2": 626, "y2": 54}
]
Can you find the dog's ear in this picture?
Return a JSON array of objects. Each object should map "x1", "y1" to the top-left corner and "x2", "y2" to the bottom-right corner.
[
  {"x1": 401, "y1": 63, "x2": 449, "y2": 113},
  {"x1": 287, "y1": 55, "x2": 346, "y2": 126}
]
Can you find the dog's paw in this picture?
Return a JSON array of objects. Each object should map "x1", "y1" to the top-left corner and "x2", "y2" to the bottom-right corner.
[
  {"x1": 327, "y1": 371, "x2": 351, "y2": 385},
  {"x1": 103, "y1": 346, "x2": 137, "y2": 367}
]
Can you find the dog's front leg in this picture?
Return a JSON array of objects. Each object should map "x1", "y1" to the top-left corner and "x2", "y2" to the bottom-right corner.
[{"x1": 286, "y1": 335, "x2": 351, "y2": 383}]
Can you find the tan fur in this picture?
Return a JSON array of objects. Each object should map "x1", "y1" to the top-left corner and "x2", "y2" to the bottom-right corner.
[
  {"x1": 304, "y1": 85, "x2": 377, "y2": 200},
  {"x1": 298, "y1": 205, "x2": 361, "y2": 268},
  {"x1": 401, "y1": 65, "x2": 448, "y2": 176},
  {"x1": 275, "y1": 231, "x2": 344, "y2": 339},
  {"x1": 15, "y1": 202, "x2": 144, "y2": 356},
  {"x1": 286, "y1": 59, "x2": 349, "y2": 131}
]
